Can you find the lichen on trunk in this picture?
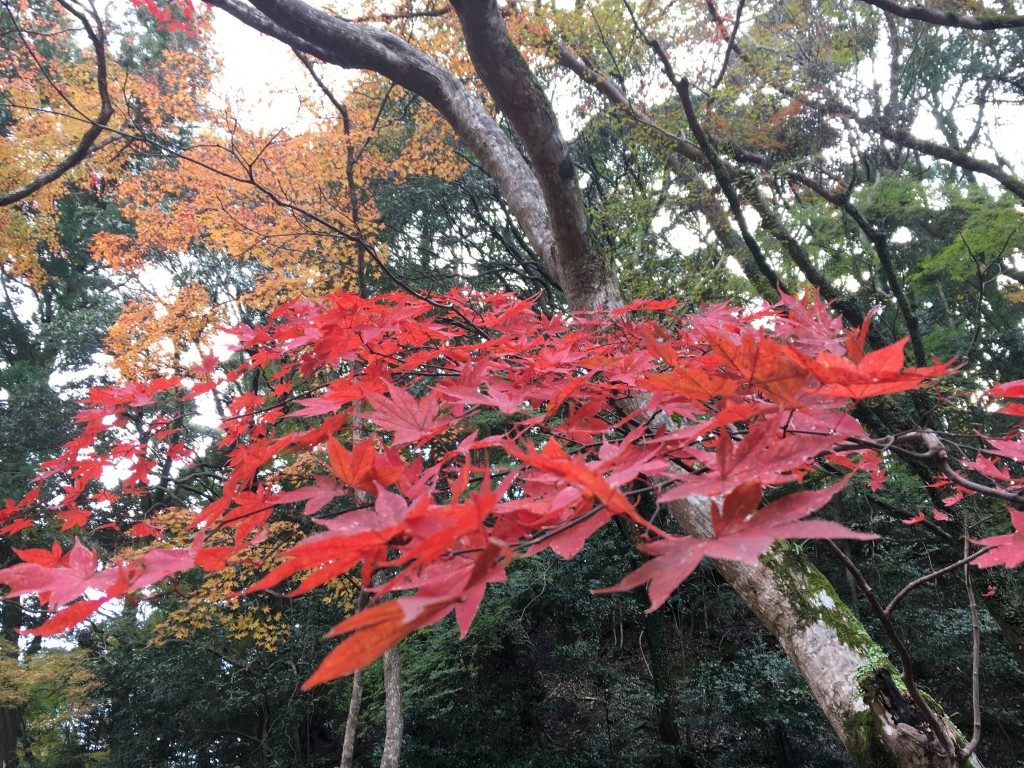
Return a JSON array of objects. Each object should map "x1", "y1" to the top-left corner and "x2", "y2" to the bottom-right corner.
[{"x1": 720, "y1": 539, "x2": 981, "y2": 768}]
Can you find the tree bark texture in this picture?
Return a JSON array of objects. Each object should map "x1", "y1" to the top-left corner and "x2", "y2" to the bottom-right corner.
[
  {"x1": 451, "y1": 0, "x2": 622, "y2": 309},
  {"x1": 379, "y1": 646, "x2": 403, "y2": 768},
  {"x1": 675, "y1": 497, "x2": 981, "y2": 768},
  {"x1": 210, "y1": 0, "x2": 559, "y2": 284}
]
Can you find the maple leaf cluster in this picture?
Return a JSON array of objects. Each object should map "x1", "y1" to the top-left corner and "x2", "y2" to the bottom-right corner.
[
  {"x1": 128, "y1": 0, "x2": 197, "y2": 34},
  {"x1": 2, "y1": 288, "x2": 1011, "y2": 688}
]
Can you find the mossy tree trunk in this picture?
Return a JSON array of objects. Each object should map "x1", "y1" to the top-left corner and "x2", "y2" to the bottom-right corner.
[{"x1": 704, "y1": 529, "x2": 983, "y2": 768}]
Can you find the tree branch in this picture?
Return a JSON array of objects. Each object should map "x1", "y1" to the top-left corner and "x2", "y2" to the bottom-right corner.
[
  {"x1": 0, "y1": 0, "x2": 113, "y2": 207},
  {"x1": 857, "y1": 0, "x2": 1024, "y2": 30},
  {"x1": 450, "y1": 0, "x2": 622, "y2": 309},
  {"x1": 826, "y1": 540, "x2": 956, "y2": 759},
  {"x1": 208, "y1": 0, "x2": 559, "y2": 280}
]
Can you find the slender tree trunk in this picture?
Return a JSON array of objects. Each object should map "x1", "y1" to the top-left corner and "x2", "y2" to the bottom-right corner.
[
  {"x1": 771, "y1": 721, "x2": 793, "y2": 768},
  {"x1": 0, "y1": 709, "x2": 17, "y2": 768},
  {"x1": 339, "y1": 592, "x2": 370, "y2": 768},
  {"x1": 0, "y1": 573, "x2": 22, "y2": 768},
  {"x1": 645, "y1": 605, "x2": 693, "y2": 768},
  {"x1": 338, "y1": 669, "x2": 364, "y2": 768},
  {"x1": 378, "y1": 646, "x2": 403, "y2": 768}
]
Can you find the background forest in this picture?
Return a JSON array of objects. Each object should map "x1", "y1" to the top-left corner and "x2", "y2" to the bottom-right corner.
[{"x1": 2, "y1": 1, "x2": 1024, "y2": 767}]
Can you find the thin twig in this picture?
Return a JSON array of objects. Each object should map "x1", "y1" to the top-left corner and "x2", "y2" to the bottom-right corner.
[
  {"x1": 0, "y1": 0, "x2": 113, "y2": 206},
  {"x1": 885, "y1": 547, "x2": 991, "y2": 616},
  {"x1": 958, "y1": 510, "x2": 982, "y2": 764},
  {"x1": 710, "y1": 0, "x2": 746, "y2": 92},
  {"x1": 825, "y1": 540, "x2": 956, "y2": 758}
]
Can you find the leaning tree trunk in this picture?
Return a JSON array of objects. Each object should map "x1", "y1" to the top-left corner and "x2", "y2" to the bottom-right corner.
[
  {"x1": 198, "y1": 0, "x2": 980, "y2": 764},
  {"x1": 677, "y1": 498, "x2": 980, "y2": 768}
]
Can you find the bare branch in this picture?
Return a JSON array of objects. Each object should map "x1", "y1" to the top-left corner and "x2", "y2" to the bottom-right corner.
[
  {"x1": 885, "y1": 547, "x2": 992, "y2": 616},
  {"x1": 0, "y1": 0, "x2": 113, "y2": 206},
  {"x1": 709, "y1": 0, "x2": 746, "y2": 92},
  {"x1": 857, "y1": 0, "x2": 1024, "y2": 30}
]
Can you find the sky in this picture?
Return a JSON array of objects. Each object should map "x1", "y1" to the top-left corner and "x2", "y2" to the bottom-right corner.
[
  {"x1": 209, "y1": 4, "x2": 355, "y2": 132},
  {"x1": 211, "y1": 10, "x2": 309, "y2": 129}
]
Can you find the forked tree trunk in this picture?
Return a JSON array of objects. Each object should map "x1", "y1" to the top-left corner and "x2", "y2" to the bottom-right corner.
[
  {"x1": 199, "y1": 1, "x2": 979, "y2": 764},
  {"x1": 448, "y1": 5, "x2": 981, "y2": 765},
  {"x1": 339, "y1": 583, "x2": 402, "y2": 768}
]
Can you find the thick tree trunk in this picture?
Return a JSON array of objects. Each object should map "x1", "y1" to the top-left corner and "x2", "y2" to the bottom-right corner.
[
  {"x1": 450, "y1": 0, "x2": 622, "y2": 310},
  {"x1": 676, "y1": 497, "x2": 981, "y2": 768},
  {"x1": 210, "y1": 0, "x2": 559, "y2": 284},
  {"x1": 450, "y1": 7, "x2": 981, "y2": 765}
]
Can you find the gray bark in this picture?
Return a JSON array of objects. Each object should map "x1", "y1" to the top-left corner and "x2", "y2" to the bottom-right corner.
[
  {"x1": 451, "y1": 0, "x2": 622, "y2": 309},
  {"x1": 209, "y1": 0, "x2": 558, "y2": 283},
  {"x1": 338, "y1": 668, "x2": 363, "y2": 768},
  {"x1": 379, "y1": 646, "x2": 403, "y2": 768},
  {"x1": 681, "y1": 496, "x2": 981, "y2": 768}
]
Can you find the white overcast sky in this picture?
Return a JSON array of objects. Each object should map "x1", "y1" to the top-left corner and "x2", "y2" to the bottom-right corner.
[{"x1": 209, "y1": 6, "x2": 353, "y2": 132}]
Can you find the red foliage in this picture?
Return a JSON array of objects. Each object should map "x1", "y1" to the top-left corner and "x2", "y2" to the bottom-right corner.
[{"x1": 0, "y1": 289, "x2": 987, "y2": 687}]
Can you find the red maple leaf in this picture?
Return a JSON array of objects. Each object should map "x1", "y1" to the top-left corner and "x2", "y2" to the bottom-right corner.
[
  {"x1": 659, "y1": 418, "x2": 840, "y2": 501},
  {"x1": 989, "y1": 379, "x2": 1024, "y2": 399},
  {"x1": 364, "y1": 385, "x2": 453, "y2": 445},
  {"x1": 327, "y1": 438, "x2": 378, "y2": 493},
  {"x1": 805, "y1": 338, "x2": 951, "y2": 400},
  {"x1": 705, "y1": 330, "x2": 809, "y2": 404},
  {"x1": 29, "y1": 598, "x2": 108, "y2": 636},
  {"x1": 975, "y1": 510, "x2": 1024, "y2": 569},
  {"x1": 600, "y1": 479, "x2": 871, "y2": 610}
]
